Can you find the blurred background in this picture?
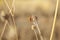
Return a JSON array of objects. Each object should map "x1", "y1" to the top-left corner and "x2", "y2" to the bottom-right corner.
[{"x1": 0, "y1": 0, "x2": 60, "y2": 40}]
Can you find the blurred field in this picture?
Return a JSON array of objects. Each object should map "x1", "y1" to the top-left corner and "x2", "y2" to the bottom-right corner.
[{"x1": 0, "y1": 0, "x2": 60, "y2": 40}]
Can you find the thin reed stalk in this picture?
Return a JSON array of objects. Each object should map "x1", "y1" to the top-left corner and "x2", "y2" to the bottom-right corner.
[
  {"x1": 30, "y1": 16, "x2": 43, "y2": 40},
  {"x1": 32, "y1": 25, "x2": 38, "y2": 40},
  {"x1": 50, "y1": 0, "x2": 59, "y2": 40},
  {"x1": 3, "y1": 0, "x2": 18, "y2": 40},
  {"x1": 0, "y1": 20, "x2": 8, "y2": 40},
  {"x1": 33, "y1": 29, "x2": 39, "y2": 40}
]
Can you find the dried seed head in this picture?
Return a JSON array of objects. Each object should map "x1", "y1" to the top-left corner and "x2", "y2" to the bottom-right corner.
[
  {"x1": 32, "y1": 25, "x2": 36, "y2": 30},
  {"x1": 29, "y1": 16, "x2": 37, "y2": 22}
]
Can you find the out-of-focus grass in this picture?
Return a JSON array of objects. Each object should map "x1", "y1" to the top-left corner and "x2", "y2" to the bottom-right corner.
[
  {"x1": 0, "y1": 0, "x2": 60, "y2": 40},
  {"x1": 0, "y1": 0, "x2": 2, "y2": 6}
]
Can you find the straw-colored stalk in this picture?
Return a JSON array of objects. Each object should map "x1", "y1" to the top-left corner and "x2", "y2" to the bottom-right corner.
[
  {"x1": 33, "y1": 21, "x2": 43, "y2": 40},
  {"x1": 30, "y1": 16, "x2": 43, "y2": 40},
  {"x1": 50, "y1": 0, "x2": 59, "y2": 40},
  {"x1": 0, "y1": 20, "x2": 8, "y2": 40},
  {"x1": 3, "y1": 0, "x2": 18, "y2": 40},
  {"x1": 32, "y1": 25, "x2": 38, "y2": 40}
]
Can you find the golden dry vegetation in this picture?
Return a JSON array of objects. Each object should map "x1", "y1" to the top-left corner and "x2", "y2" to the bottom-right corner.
[{"x1": 0, "y1": 0, "x2": 60, "y2": 40}]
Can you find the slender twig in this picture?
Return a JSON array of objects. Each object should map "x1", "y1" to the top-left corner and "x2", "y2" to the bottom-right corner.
[
  {"x1": 3, "y1": 0, "x2": 18, "y2": 40},
  {"x1": 3, "y1": 0, "x2": 14, "y2": 16},
  {"x1": 50, "y1": 0, "x2": 59, "y2": 40},
  {"x1": 12, "y1": 0, "x2": 15, "y2": 12},
  {"x1": 30, "y1": 16, "x2": 43, "y2": 40},
  {"x1": 0, "y1": 20, "x2": 8, "y2": 40},
  {"x1": 34, "y1": 30, "x2": 38, "y2": 40},
  {"x1": 32, "y1": 25, "x2": 38, "y2": 40},
  {"x1": 33, "y1": 20, "x2": 43, "y2": 40}
]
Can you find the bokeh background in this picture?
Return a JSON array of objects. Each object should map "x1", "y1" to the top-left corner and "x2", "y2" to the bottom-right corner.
[{"x1": 0, "y1": 0, "x2": 60, "y2": 40}]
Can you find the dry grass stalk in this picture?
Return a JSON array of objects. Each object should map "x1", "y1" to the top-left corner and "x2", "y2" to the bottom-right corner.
[
  {"x1": 30, "y1": 15, "x2": 43, "y2": 40},
  {"x1": 3, "y1": 0, "x2": 18, "y2": 40},
  {"x1": 50, "y1": 0, "x2": 59, "y2": 40},
  {"x1": 32, "y1": 25, "x2": 38, "y2": 40},
  {"x1": 0, "y1": 20, "x2": 8, "y2": 40}
]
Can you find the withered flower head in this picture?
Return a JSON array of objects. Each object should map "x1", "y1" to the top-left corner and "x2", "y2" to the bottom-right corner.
[{"x1": 29, "y1": 15, "x2": 37, "y2": 22}]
